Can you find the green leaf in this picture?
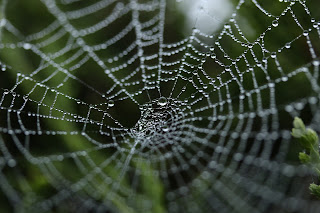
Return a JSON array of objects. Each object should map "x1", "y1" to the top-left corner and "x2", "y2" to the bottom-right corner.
[
  {"x1": 309, "y1": 183, "x2": 320, "y2": 199},
  {"x1": 299, "y1": 152, "x2": 310, "y2": 164},
  {"x1": 292, "y1": 118, "x2": 318, "y2": 150},
  {"x1": 293, "y1": 117, "x2": 306, "y2": 131},
  {"x1": 292, "y1": 117, "x2": 306, "y2": 135}
]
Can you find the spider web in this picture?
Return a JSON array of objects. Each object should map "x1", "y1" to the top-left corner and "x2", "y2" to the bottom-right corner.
[{"x1": 0, "y1": 0, "x2": 320, "y2": 212}]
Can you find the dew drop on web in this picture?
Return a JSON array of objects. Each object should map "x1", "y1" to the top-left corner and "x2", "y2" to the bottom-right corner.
[
  {"x1": 272, "y1": 20, "x2": 278, "y2": 27},
  {"x1": 157, "y1": 97, "x2": 167, "y2": 106},
  {"x1": 108, "y1": 100, "x2": 115, "y2": 107}
]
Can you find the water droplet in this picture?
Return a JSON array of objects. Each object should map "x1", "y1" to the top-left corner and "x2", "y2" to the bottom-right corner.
[
  {"x1": 285, "y1": 43, "x2": 291, "y2": 49},
  {"x1": 309, "y1": 97, "x2": 317, "y2": 104},
  {"x1": 57, "y1": 155, "x2": 64, "y2": 161},
  {"x1": 270, "y1": 52, "x2": 276, "y2": 58},
  {"x1": 162, "y1": 125, "x2": 169, "y2": 132},
  {"x1": 313, "y1": 23, "x2": 318, "y2": 28},
  {"x1": 23, "y1": 43, "x2": 32, "y2": 50},
  {"x1": 268, "y1": 82, "x2": 275, "y2": 88},
  {"x1": 272, "y1": 20, "x2": 279, "y2": 27},
  {"x1": 8, "y1": 159, "x2": 16, "y2": 167},
  {"x1": 303, "y1": 30, "x2": 309, "y2": 36},
  {"x1": 0, "y1": 19, "x2": 6, "y2": 27},
  {"x1": 108, "y1": 100, "x2": 114, "y2": 107},
  {"x1": 1, "y1": 65, "x2": 6, "y2": 71},
  {"x1": 157, "y1": 97, "x2": 167, "y2": 106},
  {"x1": 281, "y1": 76, "x2": 288, "y2": 82},
  {"x1": 313, "y1": 60, "x2": 320, "y2": 66}
]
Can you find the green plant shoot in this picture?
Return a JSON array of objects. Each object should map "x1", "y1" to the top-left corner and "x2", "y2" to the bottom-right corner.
[{"x1": 292, "y1": 117, "x2": 320, "y2": 199}]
